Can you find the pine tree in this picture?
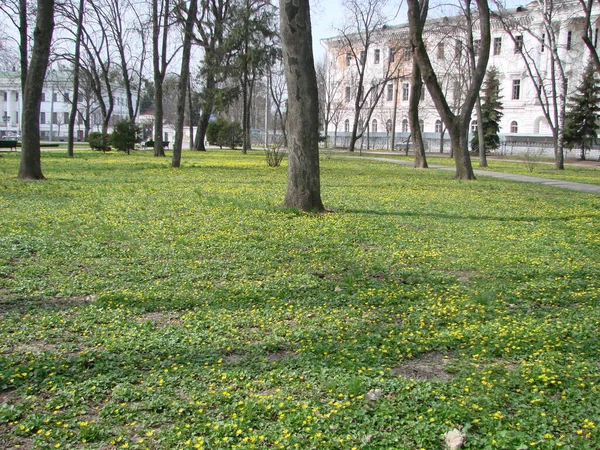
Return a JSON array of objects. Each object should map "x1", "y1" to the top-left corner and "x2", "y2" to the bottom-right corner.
[
  {"x1": 564, "y1": 60, "x2": 600, "y2": 160},
  {"x1": 471, "y1": 67, "x2": 503, "y2": 153}
]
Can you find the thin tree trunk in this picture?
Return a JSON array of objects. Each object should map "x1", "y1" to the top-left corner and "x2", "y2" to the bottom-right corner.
[
  {"x1": 67, "y1": 0, "x2": 85, "y2": 158},
  {"x1": 410, "y1": 59, "x2": 427, "y2": 168},
  {"x1": 172, "y1": 0, "x2": 197, "y2": 168},
  {"x1": 476, "y1": 95, "x2": 487, "y2": 167},
  {"x1": 279, "y1": 0, "x2": 324, "y2": 212},
  {"x1": 19, "y1": 0, "x2": 28, "y2": 93},
  {"x1": 18, "y1": 0, "x2": 55, "y2": 180},
  {"x1": 188, "y1": 76, "x2": 194, "y2": 149}
]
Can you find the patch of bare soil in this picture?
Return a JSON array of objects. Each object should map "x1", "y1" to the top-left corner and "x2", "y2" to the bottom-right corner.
[
  {"x1": 224, "y1": 353, "x2": 246, "y2": 364},
  {"x1": 0, "y1": 295, "x2": 96, "y2": 315},
  {"x1": 136, "y1": 311, "x2": 181, "y2": 326},
  {"x1": 0, "y1": 388, "x2": 20, "y2": 404},
  {"x1": 393, "y1": 351, "x2": 454, "y2": 381},
  {"x1": 267, "y1": 350, "x2": 296, "y2": 363}
]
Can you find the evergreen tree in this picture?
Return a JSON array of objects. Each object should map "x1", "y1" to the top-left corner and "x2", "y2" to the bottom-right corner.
[
  {"x1": 564, "y1": 60, "x2": 600, "y2": 160},
  {"x1": 471, "y1": 67, "x2": 503, "y2": 153}
]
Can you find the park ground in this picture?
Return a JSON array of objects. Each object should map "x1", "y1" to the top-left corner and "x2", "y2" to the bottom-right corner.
[{"x1": 0, "y1": 149, "x2": 599, "y2": 449}]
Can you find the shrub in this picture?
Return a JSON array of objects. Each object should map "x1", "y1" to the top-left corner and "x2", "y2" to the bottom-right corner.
[
  {"x1": 111, "y1": 120, "x2": 141, "y2": 154},
  {"x1": 88, "y1": 132, "x2": 111, "y2": 152},
  {"x1": 207, "y1": 117, "x2": 243, "y2": 149}
]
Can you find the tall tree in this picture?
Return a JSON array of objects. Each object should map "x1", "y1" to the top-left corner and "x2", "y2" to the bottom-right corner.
[
  {"x1": 172, "y1": 0, "x2": 198, "y2": 168},
  {"x1": 580, "y1": 0, "x2": 600, "y2": 72},
  {"x1": 18, "y1": 0, "x2": 55, "y2": 180},
  {"x1": 316, "y1": 55, "x2": 344, "y2": 149},
  {"x1": 152, "y1": 0, "x2": 172, "y2": 157},
  {"x1": 336, "y1": 0, "x2": 402, "y2": 153},
  {"x1": 407, "y1": 0, "x2": 491, "y2": 180},
  {"x1": 564, "y1": 60, "x2": 600, "y2": 160},
  {"x1": 279, "y1": 0, "x2": 324, "y2": 211},
  {"x1": 470, "y1": 67, "x2": 503, "y2": 160}
]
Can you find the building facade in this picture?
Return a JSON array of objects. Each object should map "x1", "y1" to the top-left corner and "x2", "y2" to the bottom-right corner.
[
  {"x1": 0, "y1": 69, "x2": 135, "y2": 140},
  {"x1": 322, "y1": 0, "x2": 599, "y2": 152}
]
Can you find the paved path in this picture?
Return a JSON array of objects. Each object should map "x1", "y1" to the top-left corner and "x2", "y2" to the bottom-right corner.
[{"x1": 353, "y1": 156, "x2": 600, "y2": 194}]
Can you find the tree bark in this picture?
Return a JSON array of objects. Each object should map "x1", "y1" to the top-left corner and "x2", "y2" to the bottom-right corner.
[
  {"x1": 476, "y1": 95, "x2": 487, "y2": 167},
  {"x1": 279, "y1": 0, "x2": 324, "y2": 212},
  {"x1": 19, "y1": 0, "x2": 28, "y2": 92},
  {"x1": 172, "y1": 0, "x2": 198, "y2": 168},
  {"x1": 410, "y1": 59, "x2": 427, "y2": 168},
  {"x1": 152, "y1": 0, "x2": 169, "y2": 157},
  {"x1": 18, "y1": 0, "x2": 55, "y2": 180},
  {"x1": 67, "y1": 0, "x2": 85, "y2": 158}
]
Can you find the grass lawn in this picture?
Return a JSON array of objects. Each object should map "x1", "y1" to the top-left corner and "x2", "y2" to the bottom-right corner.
[{"x1": 1, "y1": 150, "x2": 599, "y2": 449}]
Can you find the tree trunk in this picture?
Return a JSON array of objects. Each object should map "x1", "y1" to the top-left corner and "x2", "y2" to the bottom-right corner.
[
  {"x1": 410, "y1": 59, "x2": 427, "y2": 168},
  {"x1": 172, "y1": 0, "x2": 197, "y2": 168},
  {"x1": 67, "y1": 0, "x2": 85, "y2": 158},
  {"x1": 19, "y1": 0, "x2": 28, "y2": 93},
  {"x1": 476, "y1": 95, "x2": 487, "y2": 167},
  {"x1": 451, "y1": 118, "x2": 476, "y2": 180},
  {"x1": 188, "y1": 76, "x2": 194, "y2": 149},
  {"x1": 18, "y1": 0, "x2": 55, "y2": 180},
  {"x1": 152, "y1": 0, "x2": 169, "y2": 157},
  {"x1": 279, "y1": 0, "x2": 324, "y2": 212}
]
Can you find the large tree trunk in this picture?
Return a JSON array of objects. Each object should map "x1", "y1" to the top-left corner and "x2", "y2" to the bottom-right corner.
[
  {"x1": 19, "y1": 0, "x2": 28, "y2": 92},
  {"x1": 152, "y1": 0, "x2": 169, "y2": 157},
  {"x1": 18, "y1": 0, "x2": 55, "y2": 180},
  {"x1": 476, "y1": 95, "x2": 487, "y2": 167},
  {"x1": 172, "y1": 0, "x2": 197, "y2": 168},
  {"x1": 410, "y1": 59, "x2": 427, "y2": 168},
  {"x1": 279, "y1": 0, "x2": 324, "y2": 212},
  {"x1": 67, "y1": 0, "x2": 85, "y2": 158}
]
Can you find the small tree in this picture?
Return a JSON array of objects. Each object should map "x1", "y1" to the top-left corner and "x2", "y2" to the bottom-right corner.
[
  {"x1": 218, "y1": 120, "x2": 243, "y2": 149},
  {"x1": 88, "y1": 131, "x2": 110, "y2": 152},
  {"x1": 471, "y1": 67, "x2": 503, "y2": 154},
  {"x1": 110, "y1": 119, "x2": 141, "y2": 154},
  {"x1": 564, "y1": 61, "x2": 600, "y2": 161},
  {"x1": 206, "y1": 116, "x2": 226, "y2": 145}
]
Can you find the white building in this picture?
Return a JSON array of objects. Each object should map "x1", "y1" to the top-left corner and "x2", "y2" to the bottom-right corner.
[
  {"x1": 322, "y1": 0, "x2": 599, "y2": 152},
  {"x1": 0, "y1": 69, "x2": 135, "y2": 141}
]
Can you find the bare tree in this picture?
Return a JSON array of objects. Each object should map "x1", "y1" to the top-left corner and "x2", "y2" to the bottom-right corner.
[
  {"x1": 335, "y1": 0, "x2": 403, "y2": 153},
  {"x1": 268, "y1": 56, "x2": 288, "y2": 146},
  {"x1": 316, "y1": 55, "x2": 344, "y2": 148},
  {"x1": 18, "y1": 0, "x2": 55, "y2": 180},
  {"x1": 494, "y1": 1, "x2": 584, "y2": 170},
  {"x1": 172, "y1": 0, "x2": 198, "y2": 168},
  {"x1": 407, "y1": 0, "x2": 491, "y2": 180},
  {"x1": 580, "y1": 0, "x2": 600, "y2": 71},
  {"x1": 279, "y1": 0, "x2": 324, "y2": 211}
]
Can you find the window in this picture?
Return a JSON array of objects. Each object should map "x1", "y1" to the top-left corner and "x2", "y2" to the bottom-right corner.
[
  {"x1": 514, "y1": 35, "x2": 523, "y2": 53},
  {"x1": 493, "y1": 37, "x2": 502, "y2": 55},
  {"x1": 455, "y1": 39, "x2": 462, "y2": 59},
  {"x1": 360, "y1": 50, "x2": 366, "y2": 65},
  {"x1": 15, "y1": 111, "x2": 18, "y2": 124},
  {"x1": 345, "y1": 86, "x2": 351, "y2": 103},
  {"x1": 41, "y1": 92, "x2": 46, "y2": 102},
  {"x1": 372, "y1": 119, "x2": 378, "y2": 133},
  {"x1": 435, "y1": 119, "x2": 443, "y2": 133},
  {"x1": 402, "y1": 82, "x2": 409, "y2": 101},
  {"x1": 453, "y1": 81, "x2": 461, "y2": 102},
  {"x1": 374, "y1": 49, "x2": 380, "y2": 64},
  {"x1": 78, "y1": 112, "x2": 83, "y2": 125},
  {"x1": 2, "y1": 92, "x2": 6, "y2": 101},
  {"x1": 541, "y1": 33, "x2": 545, "y2": 52},
  {"x1": 14, "y1": 92, "x2": 19, "y2": 101},
  {"x1": 345, "y1": 52, "x2": 352, "y2": 67},
  {"x1": 387, "y1": 84, "x2": 393, "y2": 101},
  {"x1": 386, "y1": 119, "x2": 392, "y2": 133},
  {"x1": 344, "y1": 119, "x2": 350, "y2": 132},
  {"x1": 40, "y1": 112, "x2": 46, "y2": 124},
  {"x1": 52, "y1": 92, "x2": 58, "y2": 102},
  {"x1": 471, "y1": 120, "x2": 478, "y2": 132},
  {"x1": 419, "y1": 120, "x2": 424, "y2": 132},
  {"x1": 403, "y1": 46, "x2": 412, "y2": 60},
  {"x1": 474, "y1": 39, "x2": 481, "y2": 56},
  {"x1": 389, "y1": 47, "x2": 396, "y2": 62},
  {"x1": 63, "y1": 92, "x2": 70, "y2": 102},
  {"x1": 566, "y1": 30, "x2": 572, "y2": 50},
  {"x1": 512, "y1": 79, "x2": 521, "y2": 100},
  {"x1": 402, "y1": 119, "x2": 408, "y2": 133},
  {"x1": 63, "y1": 112, "x2": 69, "y2": 124},
  {"x1": 437, "y1": 43, "x2": 445, "y2": 60},
  {"x1": 510, "y1": 121, "x2": 518, "y2": 133},
  {"x1": 52, "y1": 112, "x2": 58, "y2": 124}
]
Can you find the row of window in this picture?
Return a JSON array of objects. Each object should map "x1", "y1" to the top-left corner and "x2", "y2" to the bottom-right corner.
[
  {"x1": 342, "y1": 118, "x2": 520, "y2": 134},
  {"x1": 345, "y1": 27, "x2": 599, "y2": 67},
  {"x1": 39, "y1": 111, "x2": 83, "y2": 125}
]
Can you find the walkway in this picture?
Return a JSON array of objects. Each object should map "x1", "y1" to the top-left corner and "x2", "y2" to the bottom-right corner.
[{"x1": 353, "y1": 155, "x2": 600, "y2": 195}]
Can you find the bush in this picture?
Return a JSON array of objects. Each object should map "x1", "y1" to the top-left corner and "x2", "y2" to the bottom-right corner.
[
  {"x1": 206, "y1": 117, "x2": 243, "y2": 149},
  {"x1": 111, "y1": 120, "x2": 141, "y2": 154},
  {"x1": 88, "y1": 132, "x2": 111, "y2": 152}
]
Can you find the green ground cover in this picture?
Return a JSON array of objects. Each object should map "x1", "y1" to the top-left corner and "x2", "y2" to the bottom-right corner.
[
  {"x1": 342, "y1": 152, "x2": 600, "y2": 186},
  {"x1": 0, "y1": 150, "x2": 599, "y2": 449}
]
